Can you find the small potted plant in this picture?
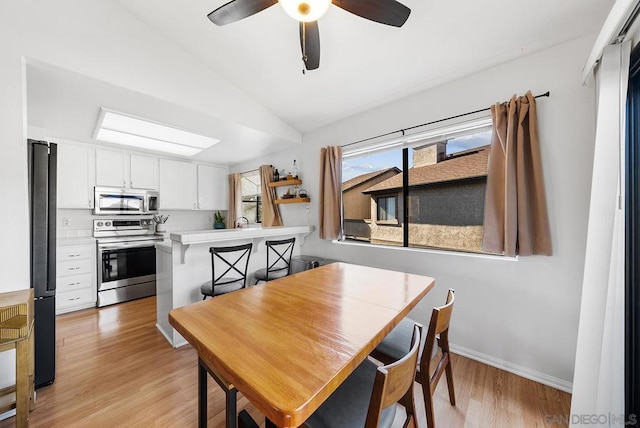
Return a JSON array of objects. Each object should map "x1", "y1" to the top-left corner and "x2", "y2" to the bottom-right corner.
[{"x1": 214, "y1": 211, "x2": 226, "y2": 229}]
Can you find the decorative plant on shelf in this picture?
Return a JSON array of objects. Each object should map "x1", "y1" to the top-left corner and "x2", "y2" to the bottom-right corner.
[{"x1": 214, "y1": 211, "x2": 226, "y2": 229}]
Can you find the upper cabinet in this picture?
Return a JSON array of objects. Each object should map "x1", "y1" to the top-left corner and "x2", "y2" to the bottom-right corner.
[
  {"x1": 159, "y1": 160, "x2": 228, "y2": 210},
  {"x1": 197, "y1": 164, "x2": 228, "y2": 211},
  {"x1": 57, "y1": 144, "x2": 95, "y2": 209},
  {"x1": 130, "y1": 154, "x2": 157, "y2": 189},
  {"x1": 96, "y1": 149, "x2": 157, "y2": 190},
  {"x1": 159, "y1": 159, "x2": 198, "y2": 210}
]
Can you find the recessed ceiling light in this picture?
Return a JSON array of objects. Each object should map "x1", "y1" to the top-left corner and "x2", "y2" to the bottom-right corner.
[{"x1": 94, "y1": 108, "x2": 220, "y2": 156}]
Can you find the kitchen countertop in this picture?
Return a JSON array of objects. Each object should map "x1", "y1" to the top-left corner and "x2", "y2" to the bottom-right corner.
[{"x1": 169, "y1": 225, "x2": 314, "y2": 245}]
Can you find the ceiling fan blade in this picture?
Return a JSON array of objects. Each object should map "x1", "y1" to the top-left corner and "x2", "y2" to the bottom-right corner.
[
  {"x1": 333, "y1": 0, "x2": 411, "y2": 27},
  {"x1": 207, "y1": 0, "x2": 277, "y2": 26},
  {"x1": 299, "y1": 21, "x2": 320, "y2": 71}
]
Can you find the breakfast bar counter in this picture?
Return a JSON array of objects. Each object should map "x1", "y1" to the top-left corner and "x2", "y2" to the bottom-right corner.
[{"x1": 155, "y1": 225, "x2": 313, "y2": 347}]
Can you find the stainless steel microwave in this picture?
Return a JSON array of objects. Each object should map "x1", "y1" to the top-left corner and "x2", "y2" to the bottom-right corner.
[{"x1": 94, "y1": 187, "x2": 159, "y2": 215}]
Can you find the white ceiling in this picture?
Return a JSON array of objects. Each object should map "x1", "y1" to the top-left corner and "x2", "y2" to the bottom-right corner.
[{"x1": 26, "y1": 0, "x2": 614, "y2": 165}]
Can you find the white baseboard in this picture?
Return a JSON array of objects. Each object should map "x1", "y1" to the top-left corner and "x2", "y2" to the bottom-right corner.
[
  {"x1": 0, "y1": 409, "x2": 16, "y2": 422},
  {"x1": 450, "y1": 343, "x2": 573, "y2": 394},
  {"x1": 155, "y1": 323, "x2": 188, "y2": 349}
]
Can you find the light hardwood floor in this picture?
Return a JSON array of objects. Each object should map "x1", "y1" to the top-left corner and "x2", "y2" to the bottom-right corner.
[{"x1": 0, "y1": 297, "x2": 571, "y2": 427}]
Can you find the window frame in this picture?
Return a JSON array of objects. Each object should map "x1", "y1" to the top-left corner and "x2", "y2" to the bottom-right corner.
[
  {"x1": 240, "y1": 170, "x2": 262, "y2": 224},
  {"x1": 341, "y1": 115, "x2": 494, "y2": 254},
  {"x1": 376, "y1": 195, "x2": 398, "y2": 222}
]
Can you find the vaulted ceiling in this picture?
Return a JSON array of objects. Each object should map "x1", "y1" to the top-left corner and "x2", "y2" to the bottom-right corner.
[{"x1": 26, "y1": 0, "x2": 614, "y2": 165}]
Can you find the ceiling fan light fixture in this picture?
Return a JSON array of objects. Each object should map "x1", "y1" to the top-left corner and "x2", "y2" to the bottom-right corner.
[{"x1": 278, "y1": 0, "x2": 331, "y2": 22}]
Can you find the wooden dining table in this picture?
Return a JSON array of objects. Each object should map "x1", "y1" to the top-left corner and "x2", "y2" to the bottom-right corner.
[{"x1": 169, "y1": 262, "x2": 435, "y2": 428}]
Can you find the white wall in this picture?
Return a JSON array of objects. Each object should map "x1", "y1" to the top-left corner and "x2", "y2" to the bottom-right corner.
[{"x1": 231, "y1": 35, "x2": 598, "y2": 390}]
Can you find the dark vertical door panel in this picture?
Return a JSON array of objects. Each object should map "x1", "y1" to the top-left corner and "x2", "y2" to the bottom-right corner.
[
  {"x1": 34, "y1": 296, "x2": 56, "y2": 388},
  {"x1": 48, "y1": 143, "x2": 57, "y2": 293},
  {"x1": 29, "y1": 141, "x2": 52, "y2": 298},
  {"x1": 626, "y1": 43, "x2": 640, "y2": 426}
]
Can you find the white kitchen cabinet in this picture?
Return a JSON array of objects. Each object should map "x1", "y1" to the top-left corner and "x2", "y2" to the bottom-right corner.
[
  {"x1": 197, "y1": 164, "x2": 228, "y2": 211},
  {"x1": 57, "y1": 144, "x2": 95, "y2": 209},
  {"x1": 130, "y1": 154, "x2": 157, "y2": 189},
  {"x1": 159, "y1": 159, "x2": 198, "y2": 209},
  {"x1": 56, "y1": 241, "x2": 96, "y2": 314},
  {"x1": 96, "y1": 149, "x2": 157, "y2": 190},
  {"x1": 96, "y1": 149, "x2": 126, "y2": 187}
]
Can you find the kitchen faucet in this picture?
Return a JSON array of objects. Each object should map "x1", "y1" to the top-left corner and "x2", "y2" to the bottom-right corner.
[{"x1": 237, "y1": 217, "x2": 249, "y2": 228}]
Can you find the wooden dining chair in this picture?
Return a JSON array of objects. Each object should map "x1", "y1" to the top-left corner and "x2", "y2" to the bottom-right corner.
[
  {"x1": 200, "y1": 243, "x2": 253, "y2": 299},
  {"x1": 371, "y1": 289, "x2": 456, "y2": 428},
  {"x1": 253, "y1": 237, "x2": 295, "y2": 284},
  {"x1": 304, "y1": 324, "x2": 421, "y2": 428}
]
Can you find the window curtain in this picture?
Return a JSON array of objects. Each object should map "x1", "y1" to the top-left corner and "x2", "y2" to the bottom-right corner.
[
  {"x1": 259, "y1": 165, "x2": 283, "y2": 227},
  {"x1": 227, "y1": 173, "x2": 242, "y2": 229},
  {"x1": 570, "y1": 41, "x2": 629, "y2": 426},
  {"x1": 481, "y1": 90, "x2": 552, "y2": 256},
  {"x1": 319, "y1": 146, "x2": 343, "y2": 240}
]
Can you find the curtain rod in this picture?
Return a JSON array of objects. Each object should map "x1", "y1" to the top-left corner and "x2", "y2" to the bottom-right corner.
[{"x1": 341, "y1": 91, "x2": 550, "y2": 149}]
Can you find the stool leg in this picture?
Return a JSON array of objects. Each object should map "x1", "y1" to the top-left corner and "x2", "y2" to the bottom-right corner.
[{"x1": 16, "y1": 338, "x2": 29, "y2": 427}]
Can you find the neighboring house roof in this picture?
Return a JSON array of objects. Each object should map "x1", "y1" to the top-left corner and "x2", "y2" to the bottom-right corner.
[
  {"x1": 342, "y1": 167, "x2": 402, "y2": 192},
  {"x1": 363, "y1": 145, "x2": 490, "y2": 193}
]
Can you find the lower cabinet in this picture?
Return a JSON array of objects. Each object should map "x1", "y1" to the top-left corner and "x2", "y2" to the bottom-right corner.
[{"x1": 56, "y1": 241, "x2": 96, "y2": 314}]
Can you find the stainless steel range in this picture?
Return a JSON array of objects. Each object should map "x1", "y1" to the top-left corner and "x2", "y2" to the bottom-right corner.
[{"x1": 94, "y1": 218, "x2": 162, "y2": 307}]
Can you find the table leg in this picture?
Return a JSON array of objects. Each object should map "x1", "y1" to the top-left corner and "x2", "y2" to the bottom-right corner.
[
  {"x1": 226, "y1": 387, "x2": 237, "y2": 428},
  {"x1": 198, "y1": 358, "x2": 207, "y2": 428}
]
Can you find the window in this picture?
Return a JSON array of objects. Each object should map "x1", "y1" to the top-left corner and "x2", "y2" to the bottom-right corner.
[
  {"x1": 377, "y1": 196, "x2": 397, "y2": 221},
  {"x1": 341, "y1": 117, "x2": 493, "y2": 253},
  {"x1": 240, "y1": 170, "x2": 262, "y2": 224}
]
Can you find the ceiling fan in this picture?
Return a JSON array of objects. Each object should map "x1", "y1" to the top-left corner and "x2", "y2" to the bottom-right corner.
[{"x1": 207, "y1": 0, "x2": 411, "y2": 71}]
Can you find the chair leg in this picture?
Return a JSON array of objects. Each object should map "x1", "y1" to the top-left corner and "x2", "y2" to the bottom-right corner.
[
  {"x1": 400, "y1": 384, "x2": 418, "y2": 428},
  {"x1": 422, "y1": 380, "x2": 436, "y2": 428},
  {"x1": 440, "y1": 333, "x2": 456, "y2": 406},
  {"x1": 444, "y1": 355, "x2": 456, "y2": 406}
]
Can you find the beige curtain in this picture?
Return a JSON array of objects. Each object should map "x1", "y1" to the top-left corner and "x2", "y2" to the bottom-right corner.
[
  {"x1": 482, "y1": 91, "x2": 552, "y2": 256},
  {"x1": 319, "y1": 146, "x2": 343, "y2": 240},
  {"x1": 259, "y1": 165, "x2": 283, "y2": 227},
  {"x1": 227, "y1": 173, "x2": 241, "y2": 228}
]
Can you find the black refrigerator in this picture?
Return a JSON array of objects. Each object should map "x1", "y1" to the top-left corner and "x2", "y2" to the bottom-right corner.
[{"x1": 28, "y1": 139, "x2": 57, "y2": 388}]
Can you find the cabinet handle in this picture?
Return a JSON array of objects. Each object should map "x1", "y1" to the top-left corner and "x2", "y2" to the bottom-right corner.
[
  {"x1": 68, "y1": 254, "x2": 80, "y2": 258},
  {"x1": 67, "y1": 266, "x2": 80, "y2": 271},
  {"x1": 68, "y1": 297, "x2": 81, "y2": 301},
  {"x1": 193, "y1": 202, "x2": 197, "y2": 209}
]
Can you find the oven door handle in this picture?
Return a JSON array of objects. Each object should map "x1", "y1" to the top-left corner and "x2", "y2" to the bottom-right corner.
[{"x1": 98, "y1": 241, "x2": 159, "y2": 250}]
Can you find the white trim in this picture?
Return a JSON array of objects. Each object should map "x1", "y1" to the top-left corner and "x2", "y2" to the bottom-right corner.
[
  {"x1": 0, "y1": 409, "x2": 16, "y2": 422},
  {"x1": 582, "y1": 0, "x2": 639, "y2": 84},
  {"x1": 332, "y1": 239, "x2": 518, "y2": 262},
  {"x1": 342, "y1": 113, "x2": 492, "y2": 157},
  {"x1": 450, "y1": 343, "x2": 573, "y2": 394}
]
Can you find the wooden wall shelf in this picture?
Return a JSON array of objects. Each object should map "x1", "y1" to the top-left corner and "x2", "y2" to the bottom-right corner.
[
  {"x1": 269, "y1": 179, "x2": 302, "y2": 187},
  {"x1": 275, "y1": 198, "x2": 310, "y2": 205}
]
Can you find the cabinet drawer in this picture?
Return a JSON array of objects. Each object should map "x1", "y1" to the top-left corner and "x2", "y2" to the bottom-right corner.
[
  {"x1": 56, "y1": 287, "x2": 95, "y2": 310},
  {"x1": 58, "y1": 245, "x2": 94, "y2": 261},
  {"x1": 57, "y1": 272, "x2": 93, "y2": 293},
  {"x1": 57, "y1": 258, "x2": 93, "y2": 276}
]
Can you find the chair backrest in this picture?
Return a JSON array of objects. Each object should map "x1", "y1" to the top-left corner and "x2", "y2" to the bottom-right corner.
[
  {"x1": 264, "y1": 237, "x2": 295, "y2": 280},
  {"x1": 210, "y1": 243, "x2": 253, "y2": 290},
  {"x1": 365, "y1": 324, "x2": 421, "y2": 428},
  {"x1": 422, "y1": 288, "x2": 455, "y2": 375}
]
